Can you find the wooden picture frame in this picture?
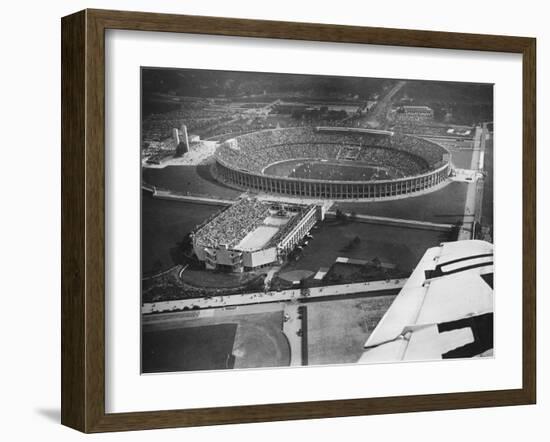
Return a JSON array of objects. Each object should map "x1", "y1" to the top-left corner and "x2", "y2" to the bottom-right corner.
[{"x1": 61, "y1": 8, "x2": 536, "y2": 433}]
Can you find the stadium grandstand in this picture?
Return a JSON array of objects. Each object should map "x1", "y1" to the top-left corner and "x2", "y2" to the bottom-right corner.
[
  {"x1": 214, "y1": 127, "x2": 451, "y2": 200},
  {"x1": 191, "y1": 198, "x2": 322, "y2": 272}
]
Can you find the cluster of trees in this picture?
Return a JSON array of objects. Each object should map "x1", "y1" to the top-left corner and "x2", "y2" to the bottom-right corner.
[
  {"x1": 341, "y1": 235, "x2": 361, "y2": 252},
  {"x1": 334, "y1": 209, "x2": 358, "y2": 223}
]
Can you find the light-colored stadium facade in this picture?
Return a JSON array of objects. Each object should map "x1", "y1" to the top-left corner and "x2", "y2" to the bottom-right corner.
[
  {"x1": 192, "y1": 199, "x2": 322, "y2": 272},
  {"x1": 214, "y1": 127, "x2": 451, "y2": 200}
]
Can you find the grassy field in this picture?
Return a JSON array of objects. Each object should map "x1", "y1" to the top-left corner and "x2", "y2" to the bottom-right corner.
[
  {"x1": 142, "y1": 264, "x2": 267, "y2": 303},
  {"x1": 282, "y1": 219, "x2": 444, "y2": 274},
  {"x1": 142, "y1": 324, "x2": 238, "y2": 373},
  {"x1": 180, "y1": 268, "x2": 264, "y2": 289},
  {"x1": 264, "y1": 160, "x2": 394, "y2": 181},
  {"x1": 306, "y1": 294, "x2": 396, "y2": 366},
  {"x1": 142, "y1": 164, "x2": 242, "y2": 199},
  {"x1": 335, "y1": 181, "x2": 468, "y2": 224},
  {"x1": 141, "y1": 194, "x2": 223, "y2": 274},
  {"x1": 231, "y1": 310, "x2": 290, "y2": 369},
  {"x1": 143, "y1": 307, "x2": 290, "y2": 372}
]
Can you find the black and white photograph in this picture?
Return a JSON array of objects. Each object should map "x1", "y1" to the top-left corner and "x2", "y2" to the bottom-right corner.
[
  {"x1": 0, "y1": 0, "x2": 544, "y2": 437},
  {"x1": 140, "y1": 68, "x2": 494, "y2": 374}
]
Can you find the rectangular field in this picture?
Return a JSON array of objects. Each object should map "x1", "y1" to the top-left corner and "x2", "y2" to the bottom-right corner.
[
  {"x1": 306, "y1": 294, "x2": 397, "y2": 366},
  {"x1": 142, "y1": 306, "x2": 290, "y2": 372},
  {"x1": 142, "y1": 324, "x2": 238, "y2": 373},
  {"x1": 237, "y1": 225, "x2": 279, "y2": 250}
]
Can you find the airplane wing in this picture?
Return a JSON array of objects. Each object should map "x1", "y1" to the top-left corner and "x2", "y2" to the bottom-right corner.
[{"x1": 359, "y1": 240, "x2": 494, "y2": 363}]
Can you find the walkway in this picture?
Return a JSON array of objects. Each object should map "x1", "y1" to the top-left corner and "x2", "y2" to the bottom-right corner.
[
  {"x1": 327, "y1": 211, "x2": 453, "y2": 231},
  {"x1": 152, "y1": 189, "x2": 234, "y2": 206},
  {"x1": 458, "y1": 125, "x2": 485, "y2": 240},
  {"x1": 142, "y1": 278, "x2": 407, "y2": 314},
  {"x1": 282, "y1": 303, "x2": 303, "y2": 367}
]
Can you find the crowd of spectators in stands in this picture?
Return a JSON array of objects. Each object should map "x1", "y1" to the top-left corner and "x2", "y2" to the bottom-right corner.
[
  {"x1": 215, "y1": 127, "x2": 447, "y2": 179},
  {"x1": 193, "y1": 199, "x2": 271, "y2": 248},
  {"x1": 389, "y1": 134, "x2": 447, "y2": 167}
]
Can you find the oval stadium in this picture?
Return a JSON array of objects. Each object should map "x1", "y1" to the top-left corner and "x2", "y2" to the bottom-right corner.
[{"x1": 214, "y1": 127, "x2": 451, "y2": 200}]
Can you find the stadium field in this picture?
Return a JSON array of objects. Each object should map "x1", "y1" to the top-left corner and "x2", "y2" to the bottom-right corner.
[
  {"x1": 335, "y1": 181, "x2": 469, "y2": 224},
  {"x1": 141, "y1": 194, "x2": 222, "y2": 274},
  {"x1": 306, "y1": 294, "x2": 397, "y2": 366},
  {"x1": 291, "y1": 161, "x2": 395, "y2": 180},
  {"x1": 237, "y1": 225, "x2": 279, "y2": 250},
  {"x1": 264, "y1": 159, "x2": 395, "y2": 181},
  {"x1": 282, "y1": 219, "x2": 444, "y2": 274},
  {"x1": 142, "y1": 324, "x2": 238, "y2": 373},
  {"x1": 143, "y1": 307, "x2": 290, "y2": 372}
]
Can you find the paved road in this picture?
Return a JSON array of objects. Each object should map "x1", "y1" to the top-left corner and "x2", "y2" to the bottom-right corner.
[
  {"x1": 143, "y1": 303, "x2": 283, "y2": 325},
  {"x1": 152, "y1": 190, "x2": 234, "y2": 205},
  {"x1": 142, "y1": 278, "x2": 407, "y2": 314},
  {"x1": 458, "y1": 126, "x2": 484, "y2": 240},
  {"x1": 327, "y1": 210, "x2": 453, "y2": 231},
  {"x1": 282, "y1": 303, "x2": 303, "y2": 367},
  {"x1": 365, "y1": 81, "x2": 406, "y2": 128},
  {"x1": 473, "y1": 123, "x2": 490, "y2": 232}
]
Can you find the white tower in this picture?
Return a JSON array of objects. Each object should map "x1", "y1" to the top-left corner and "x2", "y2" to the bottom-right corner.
[
  {"x1": 172, "y1": 127, "x2": 180, "y2": 145},
  {"x1": 179, "y1": 123, "x2": 190, "y2": 154}
]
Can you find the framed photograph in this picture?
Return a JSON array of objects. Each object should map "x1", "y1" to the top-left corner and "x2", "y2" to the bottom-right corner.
[{"x1": 61, "y1": 9, "x2": 536, "y2": 433}]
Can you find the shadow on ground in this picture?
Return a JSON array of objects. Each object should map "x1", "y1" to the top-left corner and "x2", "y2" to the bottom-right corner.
[{"x1": 35, "y1": 408, "x2": 60, "y2": 423}]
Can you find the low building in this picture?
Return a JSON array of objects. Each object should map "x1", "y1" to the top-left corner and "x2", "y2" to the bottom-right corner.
[{"x1": 396, "y1": 105, "x2": 434, "y2": 122}]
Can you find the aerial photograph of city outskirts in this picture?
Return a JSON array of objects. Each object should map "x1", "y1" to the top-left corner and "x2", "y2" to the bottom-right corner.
[{"x1": 141, "y1": 67, "x2": 494, "y2": 374}]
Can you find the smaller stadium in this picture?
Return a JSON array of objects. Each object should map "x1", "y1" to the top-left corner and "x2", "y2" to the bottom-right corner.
[{"x1": 191, "y1": 198, "x2": 322, "y2": 272}]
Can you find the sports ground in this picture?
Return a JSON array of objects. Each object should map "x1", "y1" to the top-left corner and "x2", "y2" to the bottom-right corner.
[
  {"x1": 264, "y1": 159, "x2": 395, "y2": 181},
  {"x1": 142, "y1": 292, "x2": 399, "y2": 372},
  {"x1": 142, "y1": 324, "x2": 238, "y2": 373},
  {"x1": 142, "y1": 305, "x2": 290, "y2": 373}
]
